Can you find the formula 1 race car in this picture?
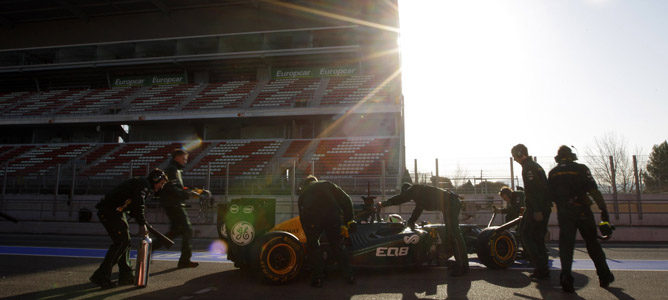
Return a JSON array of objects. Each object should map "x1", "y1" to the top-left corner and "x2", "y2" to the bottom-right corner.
[{"x1": 217, "y1": 198, "x2": 521, "y2": 284}]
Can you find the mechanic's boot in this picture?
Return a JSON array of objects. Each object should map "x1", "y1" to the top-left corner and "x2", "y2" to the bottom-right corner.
[
  {"x1": 118, "y1": 272, "x2": 135, "y2": 285},
  {"x1": 560, "y1": 273, "x2": 574, "y2": 293},
  {"x1": 177, "y1": 261, "x2": 199, "y2": 268},
  {"x1": 600, "y1": 272, "x2": 615, "y2": 288},
  {"x1": 90, "y1": 273, "x2": 116, "y2": 289},
  {"x1": 448, "y1": 266, "x2": 468, "y2": 277},
  {"x1": 310, "y1": 278, "x2": 323, "y2": 288},
  {"x1": 529, "y1": 269, "x2": 550, "y2": 281}
]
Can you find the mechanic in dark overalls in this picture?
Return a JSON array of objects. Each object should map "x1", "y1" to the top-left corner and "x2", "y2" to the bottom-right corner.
[
  {"x1": 154, "y1": 149, "x2": 199, "y2": 268},
  {"x1": 379, "y1": 183, "x2": 469, "y2": 276},
  {"x1": 512, "y1": 144, "x2": 552, "y2": 280},
  {"x1": 495, "y1": 186, "x2": 525, "y2": 223},
  {"x1": 548, "y1": 145, "x2": 614, "y2": 293},
  {"x1": 298, "y1": 175, "x2": 355, "y2": 287},
  {"x1": 89, "y1": 169, "x2": 167, "y2": 289}
]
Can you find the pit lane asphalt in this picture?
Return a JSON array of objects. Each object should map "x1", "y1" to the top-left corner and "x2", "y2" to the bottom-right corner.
[{"x1": 1, "y1": 234, "x2": 667, "y2": 300}]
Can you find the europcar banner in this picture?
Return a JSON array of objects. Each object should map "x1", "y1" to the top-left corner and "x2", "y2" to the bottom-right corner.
[
  {"x1": 112, "y1": 74, "x2": 185, "y2": 87},
  {"x1": 272, "y1": 66, "x2": 357, "y2": 79}
]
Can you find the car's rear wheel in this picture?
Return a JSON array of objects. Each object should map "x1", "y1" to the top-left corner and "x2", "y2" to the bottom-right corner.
[
  {"x1": 476, "y1": 227, "x2": 518, "y2": 269},
  {"x1": 250, "y1": 231, "x2": 304, "y2": 283}
]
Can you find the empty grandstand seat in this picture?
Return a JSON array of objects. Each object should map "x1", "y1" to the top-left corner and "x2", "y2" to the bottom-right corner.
[
  {"x1": 82, "y1": 142, "x2": 180, "y2": 177},
  {"x1": 320, "y1": 75, "x2": 390, "y2": 106},
  {"x1": 183, "y1": 81, "x2": 255, "y2": 111},
  {"x1": 57, "y1": 86, "x2": 140, "y2": 115},
  {"x1": 190, "y1": 140, "x2": 282, "y2": 176},
  {"x1": 305, "y1": 138, "x2": 398, "y2": 176},
  {"x1": 2, "y1": 144, "x2": 93, "y2": 175},
  {"x1": 127, "y1": 84, "x2": 202, "y2": 113},
  {"x1": 251, "y1": 78, "x2": 320, "y2": 108}
]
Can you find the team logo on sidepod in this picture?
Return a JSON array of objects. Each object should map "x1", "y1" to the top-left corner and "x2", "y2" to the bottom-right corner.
[
  {"x1": 403, "y1": 235, "x2": 420, "y2": 245},
  {"x1": 231, "y1": 221, "x2": 255, "y2": 246}
]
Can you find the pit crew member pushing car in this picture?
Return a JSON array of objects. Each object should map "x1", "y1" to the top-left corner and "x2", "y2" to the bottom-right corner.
[
  {"x1": 89, "y1": 168, "x2": 168, "y2": 289},
  {"x1": 378, "y1": 183, "x2": 469, "y2": 276},
  {"x1": 548, "y1": 145, "x2": 614, "y2": 293},
  {"x1": 298, "y1": 175, "x2": 355, "y2": 287}
]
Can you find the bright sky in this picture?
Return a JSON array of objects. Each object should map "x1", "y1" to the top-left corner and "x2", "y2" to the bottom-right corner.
[{"x1": 398, "y1": 0, "x2": 668, "y2": 176}]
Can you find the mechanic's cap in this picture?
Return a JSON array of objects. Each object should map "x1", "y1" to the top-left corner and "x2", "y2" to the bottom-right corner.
[
  {"x1": 555, "y1": 145, "x2": 578, "y2": 162},
  {"x1": 511, "y1": 144, "x2": 528, "y2": 159},
  {"x1": 147, "y1": 168, "x2": 168, "y2": 184},
  {"x1": 401, "y1": 183, "x2": 412, "y2": 193},
  {"x1": 298, "y1": 175, "x2": 318, "y2": 194}
]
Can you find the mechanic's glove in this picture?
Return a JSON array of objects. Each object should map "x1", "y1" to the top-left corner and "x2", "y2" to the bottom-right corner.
[
  {"x1": 492, "y1": 205, "x2": 501, "y2": 213},
  {"x1": 533, "y1": 211, "x2": 544, "y2": 222},
  {"x1": 340, "y1": 225, "x2": 350, "y2": 238},
  {"x1": 407, "y1": 221, "x2": 416, "y2": 230},
  {"x1": 139, "y1": 224, "x2": 148, "y2": 237},
  {"x1": 600, "y1": 210, "x2": 610, "y2": 222},
  {"x1": 598, "y1": 221, "x2": 615, "y2": 237},
  {"x1": 347, "y1": 220, "x2": 357, "y2": 234}
]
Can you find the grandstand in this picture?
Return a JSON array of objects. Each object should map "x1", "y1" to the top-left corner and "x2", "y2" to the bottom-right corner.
[{"x1": 0, "y1": 0, "x2": 403, "y2": 195}]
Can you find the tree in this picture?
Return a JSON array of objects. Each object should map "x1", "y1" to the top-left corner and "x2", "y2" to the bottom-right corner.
[
  {"x1": 644, "y1": 141, "x2": 668, "y2": 192},
  {"x1": 584, "y1": 132, "x2": 635, "y2": 193}
]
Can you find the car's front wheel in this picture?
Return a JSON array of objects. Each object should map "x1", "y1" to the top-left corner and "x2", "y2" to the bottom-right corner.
[
  {"x1": 476, "y1": 227, "x2": 518, "y2": 269},
  {"x1": 250, "y1": 231, "x2": 304, "y2": 283}
]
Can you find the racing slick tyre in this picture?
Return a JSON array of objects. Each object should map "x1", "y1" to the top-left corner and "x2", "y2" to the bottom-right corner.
[
  {"x1": 250, "y1": 231, "x2": 304, "y2": 284},
  {"x1": 476, "y1": 227, "x2": 518, "y2": 269}
]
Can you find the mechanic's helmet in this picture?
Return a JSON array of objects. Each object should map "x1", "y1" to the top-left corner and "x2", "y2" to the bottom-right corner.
[
  {"x1": 554, "y1": 145, "x2": 578, "y2": 163},
  {"x1": 511, "y1": 144, "x2": 528, "y2": 159},
  {"x1": 498, "y1": 186, "x2": 512, "y2": 198},
  {"x1": 387, "y1": 214, "x2": 403, "y2": 224},
  {"x1": 147, "y1": 168, "x2": 168, "y2": 184},
  {"x1": 297, "y1": 175, "x2": 318, "y2": 195},
  {"x1": 401, "y1": 183, "x2": 412, "y2": 194}
]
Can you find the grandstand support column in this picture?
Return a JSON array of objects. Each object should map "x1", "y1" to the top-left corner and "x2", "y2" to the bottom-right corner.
[
  {"x1": 54, "y1": 164, "x2": 61, "y2": 217},
  {"x1": 609, "y1": 156, "x2": 620, "y2": 220},
  {"x1": 510, "y1": 157, "x2": 515, "y2": 189},
  {"x1": 129, "y1": 161, "x2": 134, "y2": 178},
  {"x1": 633, "y1": 155, "x2": 643, "y2": 220},
  {"x1": 381, "y1": 160, "x2": 386, "y2": 201}
]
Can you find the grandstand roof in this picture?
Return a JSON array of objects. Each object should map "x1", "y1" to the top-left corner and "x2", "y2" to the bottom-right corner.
[{"x1": 0, "y1": 0, "x2": 247, "y2": 26}]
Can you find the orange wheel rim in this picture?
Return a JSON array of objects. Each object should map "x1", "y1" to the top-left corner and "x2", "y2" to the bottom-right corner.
[{"x1": 266, "y1": 243, "x2": 297, "y2": 275}]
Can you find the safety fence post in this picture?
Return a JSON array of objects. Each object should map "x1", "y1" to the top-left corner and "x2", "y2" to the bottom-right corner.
[
  {"x1": 509, "y1": 157, "x2": 515, "y2": 189},
  {"x1": 633, "y1": 155, "x2": 643, "y2": 220},
  {"x1": 434, "y1": 158, "x2": 439, "y2": 187},
  {"x1": 1, "y1": 163, "x2": 7, "y2": 211},
  {"x1": 54, "y1": 164, "x2": 61, "y2": 217},
  {"x1": 381, "y1": 160, "x2": 386, "y2": 201},
  {"x1": 414, "y1": 159, "x2": 418, "y2": 184},
  {"x1": 609, "y1": 156, "x2": 620, "y2": 220},
  {"x1": 206, "y1": 162, "x2": 211, "y2": 191},
  {"x1": 291, "y1": 160, "x2": 296, "y2": 217},
  {"x1": 225, "y1": 163, "x2": 230, "y2": 202}
]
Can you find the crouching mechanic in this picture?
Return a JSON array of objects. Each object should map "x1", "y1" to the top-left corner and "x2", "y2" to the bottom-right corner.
[
  {"x1": 548, "y1": 145, "x2": 615, "y2": 293},
  {"x1": 154, "y1": 149, "x2": 199, "y2": 268},
  {"x1": 298, "y1": 175, "x2": 355, "y2": 287},
  {"x1": 378, "y1": 183, "x2": 469, "y2": 276},
  {"x1": 90, "y1": 169, "x2": 168, "y2": 289}
]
